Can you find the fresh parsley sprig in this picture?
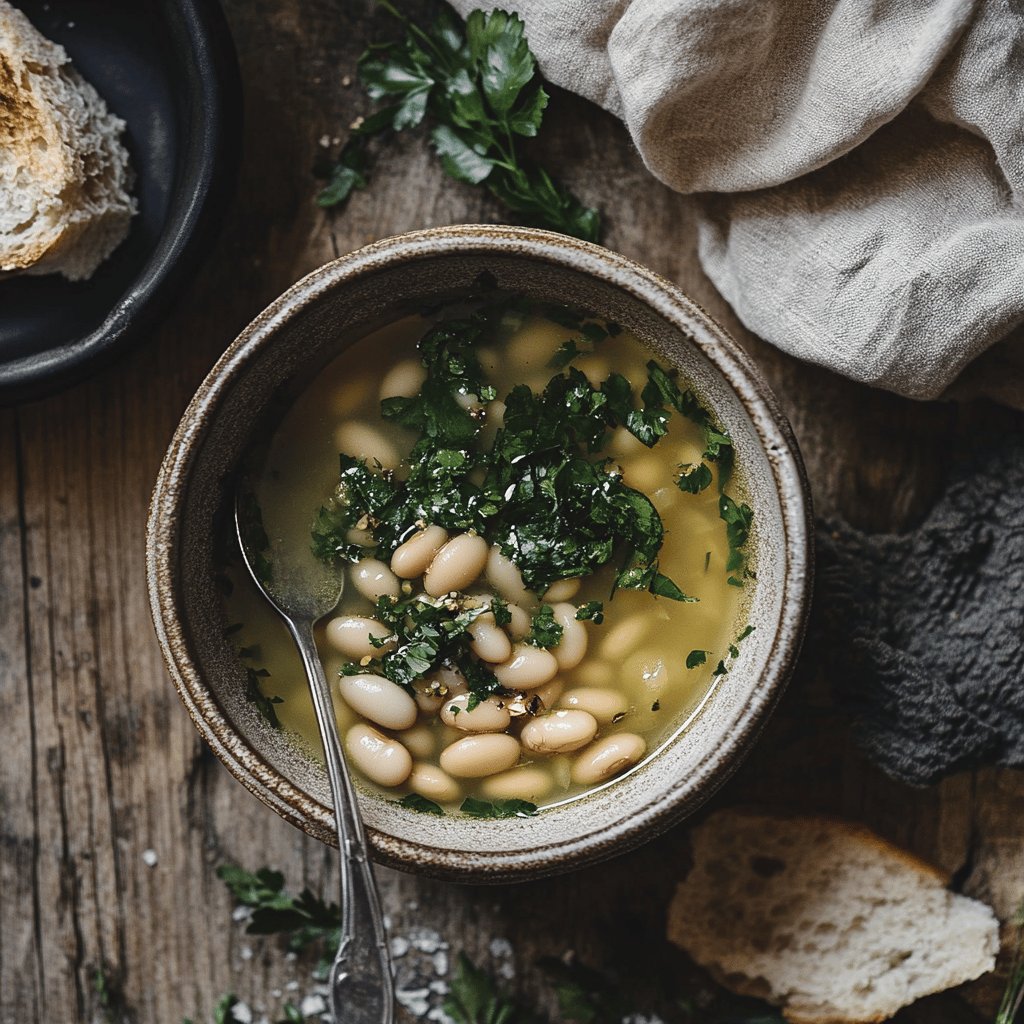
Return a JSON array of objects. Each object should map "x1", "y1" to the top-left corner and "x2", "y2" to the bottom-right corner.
[
  {"x1": 318, "y1": 4, "x2": 600, "y2": 242},
  {"x1": 996, "y1": 900, "x2": 1024, "y2": 1024},
  {"x1": 217, "y1": 864, "x2": 341, "y2": 979},
  {"x1": 445, "y1": 953, "x2": 545, "y2": 1024}
]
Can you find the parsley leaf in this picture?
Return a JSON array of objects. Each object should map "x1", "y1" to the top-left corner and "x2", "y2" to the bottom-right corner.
[
  {"x1": 526, "y1": 604, "x2": 563, "y2": 647},
  {"x1": 685, "y1": 649, "x2": 708, "y2": 669},
  {"x1": 575, "y1": 601, "x2": 604, "y2": 623},
  {"x1": 217, "y1": 864, "x2": 340, "y2": 979},
  {"x1": 445, "y1": 953, "x2": 543, "y2": 1024},
  {"x1": 319, "y1": 6, "x2": 600, "y2": 242},
  {"x1": 313, "y1": 301, "x2": 694, "y2": 603},
  {"x1": 720, "y1": 495, "x2": 755, "y2": 587},
  {"x1": 460, "y1": 797, "x2": 538, "y2": 818},
  {"x1": 350, "y1": 593, "x2": 500, "y2": 700},
  {"x1": 399, "y1": 793, "x2": 445, "y2": 815}
]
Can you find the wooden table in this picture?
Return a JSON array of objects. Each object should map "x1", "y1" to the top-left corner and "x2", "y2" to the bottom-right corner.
[{"x1": 3, "y1": 2, "x2": 1022, "y2": 1021}]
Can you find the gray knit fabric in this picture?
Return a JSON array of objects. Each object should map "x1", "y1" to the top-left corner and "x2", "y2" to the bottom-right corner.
[{"x1": 814, "y1": 434, "x2": 1024, "y2": 785}]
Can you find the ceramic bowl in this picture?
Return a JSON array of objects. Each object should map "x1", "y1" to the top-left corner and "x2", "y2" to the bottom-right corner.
[{"x1": 147, "y1": 225, "x2": 813, "y2": 882}]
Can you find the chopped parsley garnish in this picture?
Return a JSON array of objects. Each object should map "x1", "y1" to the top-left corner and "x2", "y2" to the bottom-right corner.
[
  {"x1": 460, "y1": 797, "x2": 538, "y2": 818},
  {"x1": 575, "y1": 601, "x2": 604, "y2": 623},
  {"x1": 709, "y1": 624, "x2": 756, "y2": 678},
  {"x1": 311, "y1": 296, "x2": 704, "y2": 603},
  {"x1": 685, "y1": 649, "x2": 708, "y2": 669},
  {"x1": 341, "y1": 593, "x2": 500, "y2": 701},
  {"x1": 398, "y1": 793, "x2": 445, "y2": 816},
  {"x1": 526, "y1": 604, "x2": 563, "y2": 647},
  {"x1": 318, "y1": 6, "x2": 600, "y2": 242},
  {"x1": 721, "y1": 494, "x2": 755, "y2": 586}
]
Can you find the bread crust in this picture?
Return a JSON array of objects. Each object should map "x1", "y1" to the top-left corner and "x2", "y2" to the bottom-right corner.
[
  {"x1": 0, "y1": 1, "x2": 135, "y2": 279},
  {"x1": 667, "y1": 808, "x2": 998, "y2": 1024}
]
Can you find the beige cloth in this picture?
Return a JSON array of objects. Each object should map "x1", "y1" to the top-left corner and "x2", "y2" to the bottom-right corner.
[{"x1": 450, "y1": 0, "x2": 1024, "y2": 404}]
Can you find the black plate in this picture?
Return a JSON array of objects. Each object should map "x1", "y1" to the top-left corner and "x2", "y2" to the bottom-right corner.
[{"x1": 0, "y1": 0, "x2": 240, "y2": 404}]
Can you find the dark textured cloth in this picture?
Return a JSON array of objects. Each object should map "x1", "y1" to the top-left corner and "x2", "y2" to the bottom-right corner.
[{"x1": 813, "y1": 434, "x2": 1024, "y2": 786}]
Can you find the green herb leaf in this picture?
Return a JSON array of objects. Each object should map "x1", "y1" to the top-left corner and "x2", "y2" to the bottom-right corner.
[
  {"x1": 575, "y1": 601, "x2": 604, "y2": 623},
  {"x1": 995, "y1": 899, "x2": 1024, "y2": 1024},
  {"x1": 399, "y1": 793, "x2": 445, "y2": 816},
  {"x1": 677, "y1": 462, "x2": 713, "y2": 494},
  {"x1": 720, "y1": 494, "x2": 754, "y2": 582},
  {"x1": 321, "y1": 8, "x2": 598, "y2": 240},
  {"x1": 217, "y1": 864, "x2": 340, "y2": 959},
  {"x1": 685, "y1": 649, "x2": 708, "y2": 669},
  {"x1": 244, "y1": 666, "x2": 283, "y2": 729},
  {"x1": 527, "y1": 604, "x2": 563, "y2": 647},
  {"x1": 460, "y1": 797, "x2": 538, "y2": 818},
  {"x1": 444, "y1": 953, "x2": 541, "y2": 1024}
]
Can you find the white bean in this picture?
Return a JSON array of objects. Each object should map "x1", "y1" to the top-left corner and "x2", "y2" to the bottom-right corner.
[
  {"x1": 571, "y1": 733, "x2": 646, "y2": 785},
  {"x1": 609, "y1": 425, "x2": 646, "y2": 458},
  {"x1": 424, "y1": 533, "x2": 489, "y2": 596},
  {"x1": 334, "y1": 422, "x2": 400, "y2": 470},
  {"x1": 412, "y1": 667, "x2": 467, "y2": 715},
  {"x1": 520, "y1": 710, "x2": 598, "y2": 754},
  {"x1": 597, "y1": 612, "x2": 650, "y2": 659},
  {"x1": 624, "y1": 652, "x2": 669, "y2": 696},
  {"x1": 505, "y1": 603, "x2": 532, "y2": 640},
  {"x1": 550, "y1": 603, "x2": 587, "y2": 670},
  {"x1": 559, "y1": 687, "x2": 629, "y2": 724},
  {"x1": 380, "y1": 358, "x2": 426, "y2": 400},
  {"x1": 325, "y1": 616, "x2": 395, "y2": 659},
  {"x1": 493, "y1": 643, "x2": 559, "y2": 690},
  {"x1": 330, "y1": 375, "x2": 371, "y2": 416},
  {"x1": 486, "y1": 547, "x2": 533, "y2": 605},
  {"x1": 351, "y1": 558, "x2": 400, "y2": 602},
  {"x1": 543, "y1": 578, "x2": 580, "y2": 603},
  {"x1": 573, "y1": 660, "x2": 615, "y2": 688},
  {"x1": 397, "y1": 724, "x2": 436, "y2": 759},
  {"x1": 621, "y1": 455, "x2": 664, "y2": 493},
  {"x1": 440, "y1": 734, "x2": 521, "y2": 778},
  {"x1": 532, "y1": 677, "x2": 564, "y2": 710},
  {"x1": 481, "y1": 766, "x2": 554, "y2": 802},
  {"x1": 346, "y1": 526, "x2": 376, "y2": 548},
  {"x1": 391, "y1": 525, "x2": 448, "y2": 579},
  {"x1": 346, "y1": 724, "x2": 412, "y2": 787},
  {"x1": 337, "y1": 674, "x2": 418, "y2": 731},
  {"x1": 573, "y1": 354, "x2": 611, "y2": 388},
  {"x1": 468, "y1": 615, "x2": 512, "y2": 664},
  {"x1": 507, "y1": 321, "x2": 562, "y2": 369},
  {"x1": 440, "y1": 694, "x2": 511, "y2": 733},
  {"x1": 650, "y1": 485, "x2": 680, "y2": 515},
  {"x1": 408, "y1": 762, "x2": 461, "y2": 803}
]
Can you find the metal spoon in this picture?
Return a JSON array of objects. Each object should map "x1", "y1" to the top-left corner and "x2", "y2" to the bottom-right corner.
[{"x1": 235, "y1": 486, "x2": 395, "y2": 1024}]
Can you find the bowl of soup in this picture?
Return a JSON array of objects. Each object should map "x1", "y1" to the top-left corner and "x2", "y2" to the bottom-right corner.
[{"x1": 147, "y1": 225, "x2": 812, "y2": 881}]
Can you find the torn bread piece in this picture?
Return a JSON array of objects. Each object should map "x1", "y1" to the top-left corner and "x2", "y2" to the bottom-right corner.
[
  {"x1": 0, "y1": 1, "x2": 136, "y2": 281},
  {"x1": 668, "y1": 810, "x2": 999, "y2": 1024}
]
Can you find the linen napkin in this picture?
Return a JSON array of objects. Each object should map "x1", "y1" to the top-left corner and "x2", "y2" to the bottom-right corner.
[{"x1": 449, "y1": 0, "x2": 1024, "y2": 405}]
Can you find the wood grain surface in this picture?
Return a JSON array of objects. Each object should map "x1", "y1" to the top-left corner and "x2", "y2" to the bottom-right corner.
[{"x1": 2, "y1": 2, "x2": 1022, "y2": 1021}]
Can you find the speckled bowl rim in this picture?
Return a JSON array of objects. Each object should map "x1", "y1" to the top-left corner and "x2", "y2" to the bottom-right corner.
[{"x1": 147, "y1": 225, "x2": 813, "y2": 881}]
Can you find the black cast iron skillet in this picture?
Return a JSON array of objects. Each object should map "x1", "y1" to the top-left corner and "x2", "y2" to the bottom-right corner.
[{"x1": 0, "y1": 0, "x2": 241, "y2": 404}]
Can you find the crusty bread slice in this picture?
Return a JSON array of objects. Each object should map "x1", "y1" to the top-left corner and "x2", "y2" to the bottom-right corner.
[
  {"x1": 668, "y1": 810, "x2": 999, "y2": 1024},
  {"x1": 0, "y1": 1, "x2": 136, "y2": 281}
]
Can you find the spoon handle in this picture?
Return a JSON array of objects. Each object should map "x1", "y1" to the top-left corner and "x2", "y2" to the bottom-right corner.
[{"x1": 288, "y1": 620, "x2": 396, "y2": 1024}]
